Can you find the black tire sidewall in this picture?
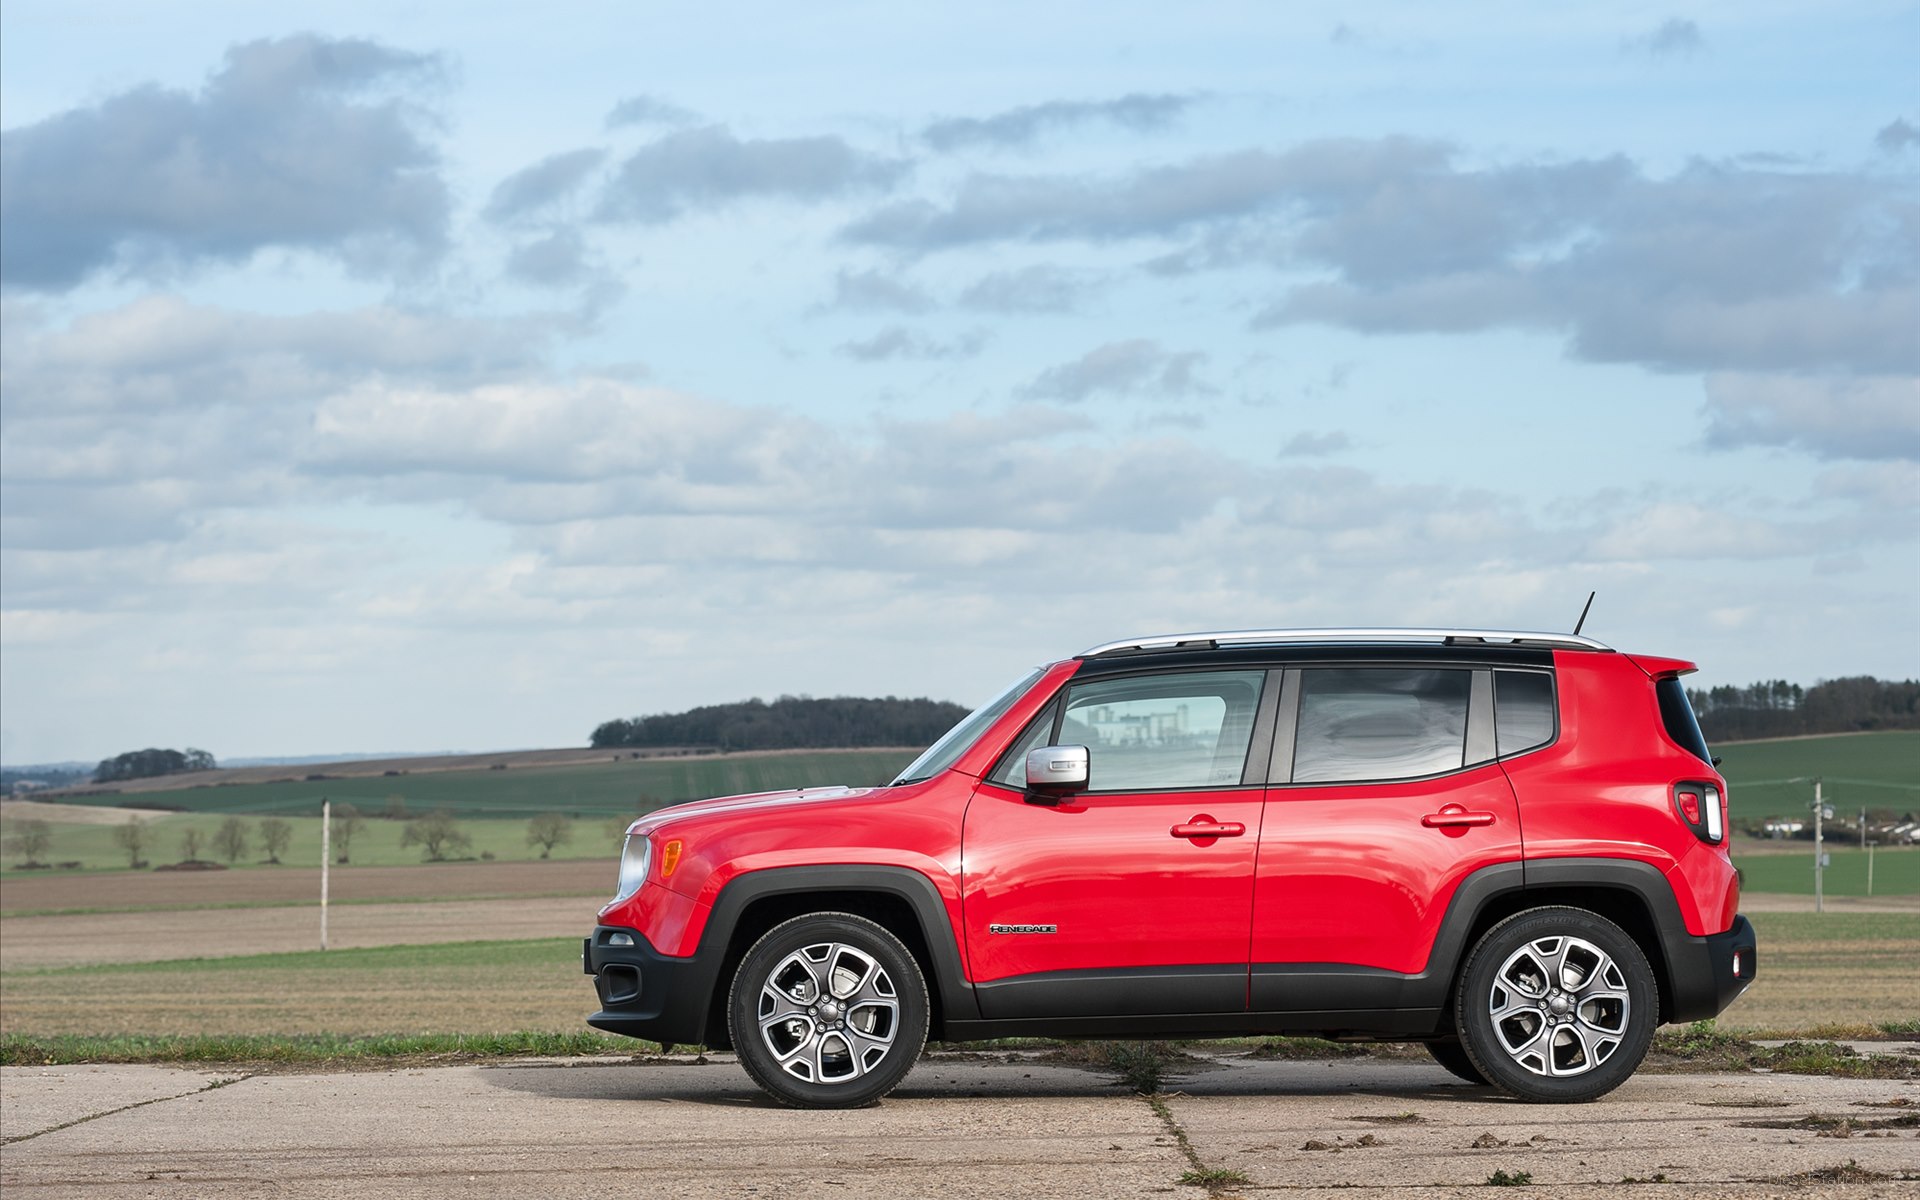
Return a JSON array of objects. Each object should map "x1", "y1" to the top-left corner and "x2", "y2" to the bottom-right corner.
[
  {"x1": 1455, "y1": 907, "x2": 1658, "y2": 1103},
  {"x1": 727, "y1": 913, "x2": 929, "y2": 1109}
]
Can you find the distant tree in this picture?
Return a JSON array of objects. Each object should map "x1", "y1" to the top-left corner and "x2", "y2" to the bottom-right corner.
[
  {"x1": 93, "y1": 747, "x2": 217, "y2": 784},
  {"x1": 259, "y1": 818, "x2": 292, "y2": 864},
  {"x1": 400, "y1": 809, "x2": 471, "y2": 862},
  {"x1": 588, "y1": 695, "x2": 972, "y2": 752},
  {"x1": 179, "y1": 826, "x2": 205, "y2": 862},
  {"x1": 332, "y1": 802, "x2": 366, "y2": 864},
  {"x1": 110, "y1": 817, "x2": 147, "y2": 868},
  {"x1": 212, "y1": 816, "x2": 250, "y2": 865},
  {"x1": 526, "y1": 813, "x2": 574, "y2": 859},
  {"x1": 5, "y1": 819, "x2": 52, "y2": 866},
  {"x1": 383, "y1": 794, "x2": 408, "y2": 821}
]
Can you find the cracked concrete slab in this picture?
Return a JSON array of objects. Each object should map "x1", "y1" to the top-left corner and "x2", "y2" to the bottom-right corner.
[{"x1": 0, "y1": 1065, "x2": 245, "y2": 1143}]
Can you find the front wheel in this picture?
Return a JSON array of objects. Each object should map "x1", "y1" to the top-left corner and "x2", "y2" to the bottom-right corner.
[
  {"x1": 1454, "y1": 907, "x2": 1658, "y2": 1102},
  {"x1": 727, "y1": 913, "x2": 929, "y2": 1108}
]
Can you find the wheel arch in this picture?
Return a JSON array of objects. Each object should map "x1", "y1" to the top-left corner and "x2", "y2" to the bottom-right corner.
[{"x1": 696, "y1": 865, "x2": 977, "y2": 1049}]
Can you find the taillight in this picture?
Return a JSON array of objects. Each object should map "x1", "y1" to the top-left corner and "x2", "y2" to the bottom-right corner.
[{"x1": 1672, "y1": 782, "x2": 1724, "y2": 844}]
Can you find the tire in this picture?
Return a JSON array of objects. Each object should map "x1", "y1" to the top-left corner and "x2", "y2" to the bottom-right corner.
[
  {"x1": 1454, "y1": 906, "x2": 1658, "y2": 1103},
  {"x1": 1422, "y1": 1038, "x2": 1490, "y2": 1085},
  {"x1": 727, "y1": 913, "x2": 929, "y2": 1109}
]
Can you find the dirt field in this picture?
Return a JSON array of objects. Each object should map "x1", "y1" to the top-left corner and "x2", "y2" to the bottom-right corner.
[
  {"x1": 0, "y1": 801, "x2": 169, "y2": 826},
  {"x1": 0, "y1": 859, "x2": 606, "y2": 915},
  {"x1": 0, "y1": 898, "x2": 594, "y2": 972}
]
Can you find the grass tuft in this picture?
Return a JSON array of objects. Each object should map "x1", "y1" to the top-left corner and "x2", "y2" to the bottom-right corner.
[
  {"x1": 1485, "y1": 1169, "x2": 1533, "y2": 1186},
  {"x1": 1179, "y1": 1166, "x2": 1250, "y2": 1188}
]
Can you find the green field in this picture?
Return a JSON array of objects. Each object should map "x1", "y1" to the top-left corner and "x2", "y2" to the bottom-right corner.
[
  {"x1": 1737, "y1": 844, "x2": 1920, "y2": 896},
  {"x1": 0, "y1": 811, "x2": 624, "y2": 875},
  {"x1": 32, "y1": 748, "x2": 918, "y2": 821},
  {"x1": 1717, "y1": 730, "x2": 1920, "y2": 821}
]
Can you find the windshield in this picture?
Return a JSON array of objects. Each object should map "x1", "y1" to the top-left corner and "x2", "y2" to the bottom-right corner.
[{"x1": 891, "y1": 668, "x2": 1044, "y2": 786}]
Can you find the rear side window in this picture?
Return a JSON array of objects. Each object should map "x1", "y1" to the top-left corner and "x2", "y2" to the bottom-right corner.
[
  {"x1": 1656, "y1": 677, "x2": 1713, "y2": 765},
  {"x1": 1293, "y1": 668, "x2": 1470, "y2": 783},
  {"x1": 1494, "y1": 670, "x2": 1556, "y2": 756}
]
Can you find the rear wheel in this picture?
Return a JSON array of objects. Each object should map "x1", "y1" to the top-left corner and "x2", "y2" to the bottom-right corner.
[
  {"x1": 1455, "y1": 907, "x2": 1658, "y2": 1103},
  {"x1": 727, "y1": 913, "x2": 929, "y2": 1109}
]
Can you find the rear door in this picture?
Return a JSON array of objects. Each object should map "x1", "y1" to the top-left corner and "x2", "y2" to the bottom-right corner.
[
  {"x1": 1249, "y1": 666, "x2": 1523, "y2": 1009},
  {"x1": 962, "y1": 668, "x2": 1273, "y2": 1019}
]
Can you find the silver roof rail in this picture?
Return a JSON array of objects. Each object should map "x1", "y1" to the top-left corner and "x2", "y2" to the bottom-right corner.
[{"x1": 1080, "y1": 627, "x2": 1614, "y2": 657}]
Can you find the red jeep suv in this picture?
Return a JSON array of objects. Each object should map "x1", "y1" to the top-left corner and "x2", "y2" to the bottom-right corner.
[{"x1": 585, "y1": 628, "x2": 1755, "y2": 1107}]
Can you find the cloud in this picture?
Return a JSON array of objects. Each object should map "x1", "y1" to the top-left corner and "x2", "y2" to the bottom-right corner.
[
  {"x1": 835, "y1": 327, "x2": 982, "y2": 361},
  {"x1": 484, "y1": 148, "x2": 607, "y2": 223},
  {"x1": 1279, "y1": 431, "x2": 1353, "y2": 457},
  {"x1": 605, "y1": 94, "x2": 698, "y2": 129},
  {"x1": 959, "y1": 265, "x2": 1091, "y2": 313},
  {"x1": 1021, "y1": 339, "x2": 1213, "y2": 403},
  {"x1": 827, "y1": 268, "x2": 934, "y2": 314},
  {"x1": 598, "y1": 125, "x2": 906, "y2": 223},
  {"x1": 1877, "y1": 118, "x2": 1920, "y2": 153},
  {"x1": 1623, "y1": 18, "x2": 1705, "y2": 58},
  {"x1": 922, "y1": 93, "x2": 1194, "y2": 152},
  {"x1": 505, "y1": 229, "x2": 593, "y2": 287},
  {"x1": 1701, "y1": 374, "x2": 1920, "y2": 461},
  {"x1": 0, "y1": 35, "x2": 447, "y2": 291}
]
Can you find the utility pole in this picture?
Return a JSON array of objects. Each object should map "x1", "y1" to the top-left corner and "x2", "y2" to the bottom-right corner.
[
  {"x1": 1813, "y1": 779, "x2": 1825, "y2": 914},
  {"x1": 321, "y1": 796, "x2": 331, "y2": 951}
]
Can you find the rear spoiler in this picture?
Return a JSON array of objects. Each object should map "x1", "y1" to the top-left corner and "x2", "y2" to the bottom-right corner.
[{"x1": 1624, "y1": 653, "x2": 1698, "y2": 679}]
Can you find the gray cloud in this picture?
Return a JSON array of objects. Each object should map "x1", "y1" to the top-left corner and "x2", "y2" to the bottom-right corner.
[
  {"x1": 1022, "y1": 339, "x2": 1213, "y2": 403},
  {"x1": 598, "y1": 125, "x2": 906, "y2": 223},
  {"x1": 606, "y1": 94, "x2": 699, "y2": 129},
  {"x1": 1701, "y1": 374, "x2": 1920, "y2": 461},
  {"x1": 828, "y1": 268, "x2": 933, "y2": 314},
  {"x1": 1877, "y1": 118, "x2": 1919, "y2": 153},
  {"x1": 1279, "y1": 431, "x2": 1353, "y2": 457},
  {"x1": 922, "y1": 93, "x2": 1193, "y2": 152},
  {"x1": 1, "y1": 35, "x2": 447, "y2": 291},
  {"x1": 1623, "y1": 18, "x2": 1705, "y2": 58},
  {"x1": 959, "y1": 265, "x2": 1090, "y2": 313},
  {"x1": 505, "y1": 229, "x2": 593, "y2": 287},
  {"x1": 836, "y1": 327, "x2": 982, "y2": 362},
  {"x1": 484, "y1": 148, "x2": 607, "y2": 223}
]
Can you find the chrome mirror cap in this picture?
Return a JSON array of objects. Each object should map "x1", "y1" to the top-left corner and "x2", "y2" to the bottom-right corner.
[{"x1": 1026, "y1": 745, "x2": 1089, "y2": 791}]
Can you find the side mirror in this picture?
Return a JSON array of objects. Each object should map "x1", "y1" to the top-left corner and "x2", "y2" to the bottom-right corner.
[{"x1": 1025, "y1": 745, "x2": 1089, "y2": 804}]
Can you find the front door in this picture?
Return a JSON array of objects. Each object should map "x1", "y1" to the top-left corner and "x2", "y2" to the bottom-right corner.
[{"x1": 962, "y1": 668, "x2": 1270, "y2": 1019}]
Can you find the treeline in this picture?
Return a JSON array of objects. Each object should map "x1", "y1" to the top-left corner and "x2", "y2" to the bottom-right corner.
[
  {"x1": 94, "y1": 747, "x2": 215, "y2": 784},
  {"x1": 1688, "y1": 676, "x2": 1920, "y2": 742},
  {"x1": 590, "y1": 696, "x2": 971, "y2": 752}
]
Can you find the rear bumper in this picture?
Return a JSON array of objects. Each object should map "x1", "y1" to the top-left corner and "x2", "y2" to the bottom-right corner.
[
  {"x1": 583, "y1": 926, "x2": 713, "y2": 1046},
  {"x1": 1665, "y1": 913, "x2": 1757, "y2": 1024}
]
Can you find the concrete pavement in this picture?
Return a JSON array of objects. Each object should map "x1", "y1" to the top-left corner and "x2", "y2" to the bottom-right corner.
[{"x1": 3, "y1": 1052, "x2": 1916, "y2": 1197}]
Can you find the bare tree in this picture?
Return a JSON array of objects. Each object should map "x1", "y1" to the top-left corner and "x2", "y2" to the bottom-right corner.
[
  {"x1": 110, "y1": 817, "x2": 147, "y2": 869},
  {"x1": 400, "y1": 809, "x2": 471, "y2": 862},
  {"x1": 212, "y1": 816, "x2": 250, "y2": 865},
  {"x1": 332, "y1": 802, "x2": 366, "y2": 864},
  {"x1": 526, "y1": 813, "x2": 574, "y2": 859},
  {"x1": 180, "y1": 826, "x2": 205, "y2": 862},
  {"x1": 259, "y1": 817, "x2": 292, "y2": 864},
  {"x1": 5, "y1": 819, "x2": 53, "y2": 866}
]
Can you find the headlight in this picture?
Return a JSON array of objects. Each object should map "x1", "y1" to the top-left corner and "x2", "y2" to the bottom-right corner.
[{"x1": 613, "y1": 833, "x2": 652, "y2": 903}]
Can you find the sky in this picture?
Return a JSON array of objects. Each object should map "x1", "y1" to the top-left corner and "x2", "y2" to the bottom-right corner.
[{"x1": 2, "y1": 2, "x2": 1916, "y2": 766}]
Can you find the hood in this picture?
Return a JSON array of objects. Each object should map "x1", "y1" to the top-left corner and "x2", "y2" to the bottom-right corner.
[{"x1": 632, "y1": 785, "x2": 878, "y2": 834}]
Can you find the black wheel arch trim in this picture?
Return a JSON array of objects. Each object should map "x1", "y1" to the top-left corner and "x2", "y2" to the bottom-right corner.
[{"x1": 701, "y1": 864, "x2": 980, "y2": 1033}]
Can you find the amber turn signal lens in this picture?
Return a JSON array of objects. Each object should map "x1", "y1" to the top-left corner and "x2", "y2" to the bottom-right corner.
[{"x1": 659, "y1": 839, "x2": 683, "y2": 877}]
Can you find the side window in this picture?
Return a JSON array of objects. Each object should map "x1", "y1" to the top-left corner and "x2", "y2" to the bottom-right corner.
[
  {"x1": 1495, "y1": 670, "x2": 1557, "y2": 756},
  {"x1": 1293, "y1": 668, "x2": 1470, "y2": 783},
  {"x1": 989, "y1": 703, "x2": 1059, "y2": 788},
  {"x1": 1060, "y1": 670, "x2": 1265, "y2": 791}
]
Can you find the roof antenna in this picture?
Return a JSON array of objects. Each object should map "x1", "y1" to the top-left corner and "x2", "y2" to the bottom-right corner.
[{"x1": 1573, "y1": 591, "x2": 1596, "y2": 636}]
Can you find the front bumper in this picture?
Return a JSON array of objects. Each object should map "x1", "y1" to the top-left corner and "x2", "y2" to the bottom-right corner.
[
  {"x1": 1665, "y1": 913, "x2": 1757, "y2": 1024},
  {"x1": 583, "y1": 925, "x2": 713, "y2": 1046}
]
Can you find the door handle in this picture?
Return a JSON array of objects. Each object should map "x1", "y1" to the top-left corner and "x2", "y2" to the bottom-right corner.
[
  {"x1": 1422, "y1": 804, "x2": 1495, "y2": 828},
  {"x1": 1171, "y1": 820, "x2": 1246, "y2": 839}
]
